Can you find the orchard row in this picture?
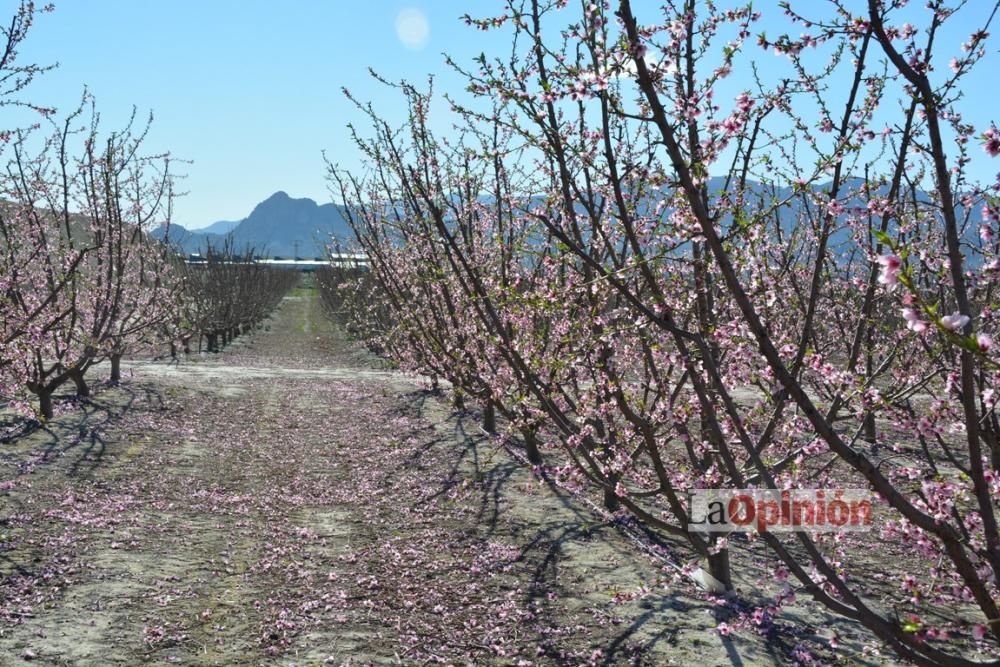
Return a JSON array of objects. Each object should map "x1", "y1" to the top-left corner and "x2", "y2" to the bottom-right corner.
[
  {"x1": 0, "y1": 6, "x2": 295, "y2": 419},
  {"x1": 322, "y1": 1, "x2": 1000, "y2": 664}
]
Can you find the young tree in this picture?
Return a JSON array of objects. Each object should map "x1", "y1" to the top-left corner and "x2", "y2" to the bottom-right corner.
[
  {"x1": 2, "y1": 96, "x2": 181, "y2": 417},
  {"x1": 0, "y1": 0, "x2": 61, "y2": 397},
  {"x1": 334, "y1": 0, "x2": 1000, "y2": 662}
]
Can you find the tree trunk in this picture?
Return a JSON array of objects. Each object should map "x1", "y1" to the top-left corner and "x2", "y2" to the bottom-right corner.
[
  {"x1": 603, "y1": 473, "x2": 621, "y2": 512},
  {"x1": 862, "y1": 412, "x2": 877, "y2": 444},
  {"x1": 71, "y1": 370, "x2": 89, "y2": 397},
  {"x1": 110, "y1": 354, "x2": 122, "y2": 384},
  {"x1": 38, "y1": 390, "x2": 53, "y2": 421},
  {"x1": 483, "y1": 401, "x2": 496, "y2": 434},
  {"x1": 522, "y1": 427, "x2": 543, "y2": 465},
  {"x1": 207, "y1": 333, "x2": 217, "y2": 353},
  {"x1": 708, "y1": 546, "x2": 733, "y2": 592},
  {"x1": 863, "y1": 348, "x2": 876, "y2": 443},
  {"x1": 452, "y1": 387, "x2": 465, "y2": 410}
]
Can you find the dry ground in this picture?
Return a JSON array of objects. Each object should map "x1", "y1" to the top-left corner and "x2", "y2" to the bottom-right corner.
[{"x1": 0, "y1": 286, "x2": 898, "y2": 665}]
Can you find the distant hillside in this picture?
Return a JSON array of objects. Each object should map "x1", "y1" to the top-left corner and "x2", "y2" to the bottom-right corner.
[
  {"x1": 151, "y1": 223, "x2": 224, "y2": 253},
  {"x1": 229, "y1": 191, "x2": 353, "y2": 258},
  {"x1": 153, "y1": 192, "x2": 354, "y2": 258},
  {"x1": 152, "y1": 180, "x2": 986, "y2": 260},
  {"x1": 198, "y1": 219, "x2": 241, "y2": 235}
]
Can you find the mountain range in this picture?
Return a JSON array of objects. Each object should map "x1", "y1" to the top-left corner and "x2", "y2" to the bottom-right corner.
[
  {"x1": 154, "y1": 178, "x2": 986, "y2": 260},
  {"x1": 153, "y1": 192, "x2": 354, "y2": 258}
]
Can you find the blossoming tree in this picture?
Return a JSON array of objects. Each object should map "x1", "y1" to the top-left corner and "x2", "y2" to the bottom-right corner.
[{"x1": 334, "y1": 0, "x2": 1000, "y2": 662}]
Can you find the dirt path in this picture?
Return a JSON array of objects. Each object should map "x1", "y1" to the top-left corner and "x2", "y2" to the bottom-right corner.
[{"x1": 0, "y1": 286, "x2": 884, "y2": 666}]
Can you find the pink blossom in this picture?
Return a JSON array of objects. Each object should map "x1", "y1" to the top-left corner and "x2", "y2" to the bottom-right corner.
[
  {"x1": 877, "y1": 254, "x2": 902, "y2": 286},
  {"x1": 978, "y1": 333, "x2": 993, "y2": 351},
  {"x1": 940, "y1": 313, "x2": 970, "y2": 332},
  {"x1": 972, "y1": 624, "x2": 987, "y2": 641},
  {"x1": 735, "y1": 91, "x2": 753, "y2": 114},
  {"x1": 903, "y1": 308, "x2": 927, "y2": 333},
  {"x1": 985, "y1": 126, "x2": 1000, "y2": 157}
]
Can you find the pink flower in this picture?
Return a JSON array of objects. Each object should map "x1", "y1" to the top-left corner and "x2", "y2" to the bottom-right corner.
[
  {"x1": 978, "y1": 333, "x2": 993, "y2": 351},
  {"x1": 717, "y1": 622, "x2": 732, "y2": 636},
  {"x1": 877, "y1": 254, "x2": 902, "y2": 286},
  {"x1": 940, "y1": 312, "x2": 970, "y2": 332},
  {"x1": 985, "y1": 126, "x2": 1000, "y2": 157},
  {"x1": 981, "y1": 224, "x2": 994, "y2": 243},
  {"x1": 972, "y1": 624, "x2": 987, "y2": 641},
  {"x1": 903, "y1": 308, "x2": 927, "y2": 333},
  {"x1": 735, "y1": 91, "x2": 754, "y2": 114}
]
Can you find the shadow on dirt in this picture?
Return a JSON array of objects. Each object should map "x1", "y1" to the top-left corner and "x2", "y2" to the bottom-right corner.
[{"x1": 0, "y1": 382, "x2": 168, "y2": 480}]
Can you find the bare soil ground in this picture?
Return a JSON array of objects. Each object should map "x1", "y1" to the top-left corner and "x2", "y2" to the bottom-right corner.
[{"x1": 1, "y1": 287, "x2": 901, "y2": 665}]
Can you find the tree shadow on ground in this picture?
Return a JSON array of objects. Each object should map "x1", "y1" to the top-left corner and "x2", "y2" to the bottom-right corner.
[
  {"x1": 0, "y1": 381, "x2": 167, "y2": 480},
  {"x1": 400, "y1": 397, "x2": 886, "y2": 666}
]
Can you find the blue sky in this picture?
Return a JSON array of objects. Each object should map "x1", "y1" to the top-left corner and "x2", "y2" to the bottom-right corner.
[
  {"x1": 11, "y1": 1, "x2": 998, "y2": 229},
  {"x1": 14, "y1": 1, "x2": 511, "y2": 228}
]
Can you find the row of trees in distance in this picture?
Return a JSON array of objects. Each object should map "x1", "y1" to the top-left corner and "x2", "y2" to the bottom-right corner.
[{"x1": 0, "y1": 3, "x2": 295, "y2": 419}]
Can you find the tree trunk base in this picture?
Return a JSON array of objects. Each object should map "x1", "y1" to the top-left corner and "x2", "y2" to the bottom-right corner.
[
  {"x1": 708, "y1": 548, "x2": 733, "y2": 592},
  {"x1": 38, "y1": 391, "x2": 53, "y2": 421},
  {"x1": 483, "y1": 401, "x2": 496, "y2": 434},
  {"x1": 603, "y1": 480, "x2": 621, "y2": 512},
  {"x1": 862, "y1": 412, "x2": 877, "y2": 443},
  {"x1": 71, "y1": 372, "x2": 89, "y2": 398},
  {"x1": 523, "y1": 430, "x2": 543, "y2": 465}
]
